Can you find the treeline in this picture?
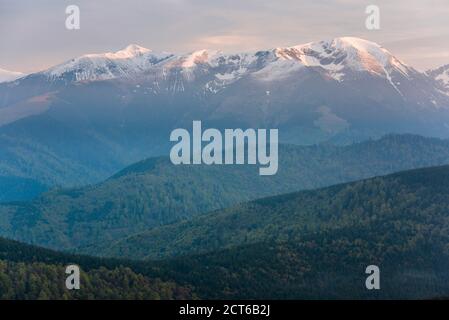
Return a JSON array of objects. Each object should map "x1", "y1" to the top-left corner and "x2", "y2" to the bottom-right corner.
[
  {"x1": 150, "y1": 222, "x2": 449, "y2": 299},
  {"x1": 0, "y1": 260, "x2": 193, "y2": 300},
  {"x1": 0, "y1": 238, "x2": 194, "y2": 300}
]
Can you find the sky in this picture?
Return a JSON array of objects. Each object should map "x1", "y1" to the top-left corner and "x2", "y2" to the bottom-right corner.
[{"x1": 1, "y1": 0, "x2": 448, "y2": 73}]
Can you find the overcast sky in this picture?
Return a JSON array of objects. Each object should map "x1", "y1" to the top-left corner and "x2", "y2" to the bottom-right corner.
[{"x1": 1, "y1": 0, "x2": 448, "y2": 73}]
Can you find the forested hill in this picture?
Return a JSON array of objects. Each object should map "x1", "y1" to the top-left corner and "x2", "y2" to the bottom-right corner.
[
  {"x1": 2, "y1": 165, "x2": 449, "y2": 299},
  {"x1": 89, "y1": 164, "x2": 449, "y2": 261},
  {"x1": 2, "y1": 134, "x2": 449, "y2": 251},
  {"x1": 83, "y1": 165, "x2": 449, "y2": 299}
]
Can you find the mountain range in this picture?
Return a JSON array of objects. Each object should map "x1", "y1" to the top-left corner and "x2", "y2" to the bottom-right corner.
[{"x1": 1, "y1": 37, "x2": 449, "y2": 189}]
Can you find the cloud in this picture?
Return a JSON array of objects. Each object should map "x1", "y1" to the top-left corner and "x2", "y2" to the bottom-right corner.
[
  {"x1": 191, "y1": 34, "x2": 265, "y2": 51},
  {"x1": 0, "y1": 0, "x2": 448, "y2": 72}
]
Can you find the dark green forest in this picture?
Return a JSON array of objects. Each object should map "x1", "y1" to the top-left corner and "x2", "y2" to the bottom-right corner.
[
  {"x1": 0, "y1": 260, "x2": 193, "y2": 300},
  {"x1": 0, "y1": 238, "x2": 194, "y2": 300},
  {"x1": 88, "y1": 165, "x2": 449, "y2": 261},
  {"x1": 1, "y1": 165, "x2": 449, "y2": 299}
]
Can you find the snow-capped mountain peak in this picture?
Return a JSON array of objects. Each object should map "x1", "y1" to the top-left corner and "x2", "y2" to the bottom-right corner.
[
  {"x1": 79, "y1": 44, "x2": 152, "y2": 60},
  {"x1": 0, "y1": 68, "x2": 25, "y2": 83},
  {"x1": 2, "y1": 37, "x2": 449, "y2": 148},
  {"x1": 112, "y1": 44, "x2": 151, "y2": 58},
  {"x1": 43, "y1": 44, "x2": 172, "y2": 82},
  {"x1": 272, "y1": 37, "x2": 412, "y2": 82},
  {"x1": 180, "y1": 49, "x2": 220, "y2": 68}
]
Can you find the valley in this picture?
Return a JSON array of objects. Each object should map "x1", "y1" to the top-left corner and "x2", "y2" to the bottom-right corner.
[
  {"x1": 1, "y1": 134, "x2": 449, "y2": 251},
  {"x1": 1, "y1": 165, "x2": 449, "y2": 299}
]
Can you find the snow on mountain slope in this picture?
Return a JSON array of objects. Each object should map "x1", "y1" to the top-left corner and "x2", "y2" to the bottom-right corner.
[
  {"x1": 263, "y1": 37, "x2": 413, "y2": 83},
  {"x1": 3, "y1": 38, "x2": 447, "y2": 112},
  {"x1": 0, "y1": 68, "x2": 25, "y2": 83},
  {"x1": 23, "y1": 37, "x2": 419, "y2": 92},
  {"x1": 179, "y1": 50, "x2": 219, "y2": 68},
  {"x1": 244, "y1": 37, "x2": 449, "y2": 111},
  {"x1": 162, "y1": 49, "x2": 257, "y2": 71},
  {"x1": 159, "y1": 37, "x2": 414, "y2": 83},
  {"x1": 8, "y1": 37, "x2": 444, "y2": 113},
  {"x1": 427, "y1": 64, "x2": 449, "y2": 94},
  {"x1": 129, "y1": 49, "x2": 263, "y2": 93},
  {"x1": 43, "y1": 44, "x2": 173, "y2": 82}
]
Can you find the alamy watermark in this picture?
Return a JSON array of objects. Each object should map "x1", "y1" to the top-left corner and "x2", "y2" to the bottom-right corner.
[
  {"x1": 365, "y1": 265, "x2": 380, "y2": 290},
  {"x1": 65, "y1": 264, "x2": 80, "y2": 290},
  {"x1": 65, "y1": 5, "x2": 80, "y2": 30},
  {"x1": 169, "y1": 121, "x2": 278, "y2": 175},
  {"x1": 365, "y1": 5, "x2": 380, "y2": 30}
]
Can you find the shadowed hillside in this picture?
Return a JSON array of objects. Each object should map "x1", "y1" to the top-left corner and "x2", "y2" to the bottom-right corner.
[
  {"x1": 1, "y1": 134, "x2": 449, "y2": 251},
  {"x1": 2, "y1": 165, "x2": 449, "y2": 299}
]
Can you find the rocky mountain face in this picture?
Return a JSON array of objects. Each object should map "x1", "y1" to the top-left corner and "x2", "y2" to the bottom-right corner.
[{"x1": 427, "y1": 64, "x2": 449, "y2": 94}]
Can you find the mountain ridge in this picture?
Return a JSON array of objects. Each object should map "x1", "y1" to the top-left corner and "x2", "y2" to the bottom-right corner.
[
  {"x1": 1, "y1": 134, "x2": 449, "y2": 251},
  {"x1": 85, "y1": 164, "x2": 449, "y2": 261},
  {"x1": 8, "y1": 37, "x2": 425, "y2": 88}
]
